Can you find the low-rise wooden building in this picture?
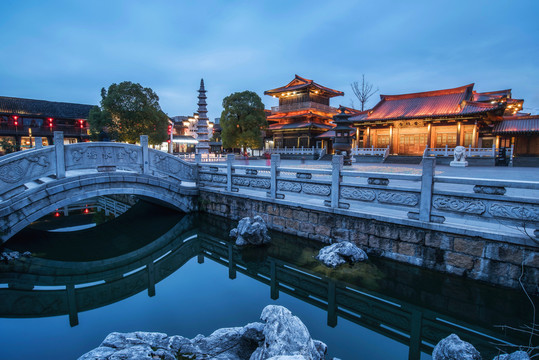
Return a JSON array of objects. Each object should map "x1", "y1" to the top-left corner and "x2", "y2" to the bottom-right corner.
[
  {"x1": 347, "y1": 84, "x2": 532, "y2": 155},
  {"x1": 0, "y1": 96, "x2": 93, "y2": 153}
]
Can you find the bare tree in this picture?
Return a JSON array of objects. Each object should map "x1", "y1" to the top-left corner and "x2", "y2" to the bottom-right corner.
[{"x1": 351, "y1": 74, "x2": 379, "y2": 111}]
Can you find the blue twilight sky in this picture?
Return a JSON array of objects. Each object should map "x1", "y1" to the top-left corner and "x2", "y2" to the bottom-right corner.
[{"x1": 1, "y1": 0, "x2": 538, "y2": 120}]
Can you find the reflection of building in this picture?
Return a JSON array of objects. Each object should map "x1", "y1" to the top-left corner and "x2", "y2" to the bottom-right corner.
[
  {"x1": 0, "y1": 96, "x2": 92, "y2": 153},
  {"x1": 264, "y1": 75, "x2": 344, "y2": 150},
  {"x1": 348, "y1": 84, "x2": 539, "y2": 156}
]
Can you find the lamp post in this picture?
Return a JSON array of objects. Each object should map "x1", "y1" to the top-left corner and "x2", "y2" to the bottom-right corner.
[{"x1": 332, "y1": 107, "x2": 353, "y2": 166}]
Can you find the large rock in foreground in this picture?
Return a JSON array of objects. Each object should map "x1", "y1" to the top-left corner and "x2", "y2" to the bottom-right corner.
[
  {"x1": 78, "y1": 305, "x2": 327, "y2": 360},
  {"x1": 432, "y1": 334, "x2": 482, "y2": 360},
  {"x1": 250, "y1": 305, "x2": 326, "y2": 360},
  {"x1": 493, "y1": 351, "x2": 530, "y2": 360},
  {"x1": 316, "y1": 242, "x2": 367, "y2": 268},
  {"x1": 230, "y1": 216, "x2": 271, "y2": 246}
]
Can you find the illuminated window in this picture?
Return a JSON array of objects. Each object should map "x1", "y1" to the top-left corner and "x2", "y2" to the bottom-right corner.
[
  {"x1": 464, "y1": 133, "x2": 473, "y2": 147},
  {"x1": 377, "y1": 135, "x2": 390, "y2": 147}
]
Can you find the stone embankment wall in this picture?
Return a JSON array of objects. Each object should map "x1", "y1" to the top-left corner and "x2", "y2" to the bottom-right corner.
[{"x1": 199, "y1": 190, "x2": 538, "y2": 293}]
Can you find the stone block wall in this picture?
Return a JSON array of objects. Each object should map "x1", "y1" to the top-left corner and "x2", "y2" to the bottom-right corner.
[{"x1": 199, "y1": 190, "x2": 538, "y2": 293}]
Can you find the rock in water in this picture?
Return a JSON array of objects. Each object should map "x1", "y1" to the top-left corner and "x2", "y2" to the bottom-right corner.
[
  {"x1": 316, "y1": 241, "x2": 368, "y2": 268},
  {"x1": 493, "y1": 351, "x2": 530, "y2": 360},
  {"x1": 230, "y1": 216, "x2": 271, "y2": 246},
  {"x1": 250, "y1": 305, "x2": 326, "y2": 360},
  {"x1": 432, "y1": 334, "x2": 482, "y2": 360},
  {"x1": 0, "y1": 250, "x2": 31, "y2": 263}
]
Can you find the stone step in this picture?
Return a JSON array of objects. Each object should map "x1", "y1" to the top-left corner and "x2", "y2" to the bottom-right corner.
[
  {"x1": 513, "y1": 156, "x2": 539, "y2": 167},
  {"x1": 383, "y1": 155, "x2": 423, "y2": 164}
]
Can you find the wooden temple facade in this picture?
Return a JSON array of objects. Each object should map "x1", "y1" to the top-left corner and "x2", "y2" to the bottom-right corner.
[
  {"x1": 263, "y1": 75, "x2": 344, "y2": 150},
  {"x1": 348, "y1": 84, "x2": 538, "y2": 156}
]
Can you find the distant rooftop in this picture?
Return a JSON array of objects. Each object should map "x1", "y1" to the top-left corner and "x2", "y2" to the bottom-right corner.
[
  {"x1": 0, "y1": 96, "x2": 94, "y2": 119},
  {"x1": 264, "y1": 75, "x2": 344, "y2": 98}
]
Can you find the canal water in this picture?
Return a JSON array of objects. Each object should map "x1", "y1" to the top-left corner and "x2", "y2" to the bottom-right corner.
[{"x1": 0, "y1": 201, "x2": 535, "y2": 360}]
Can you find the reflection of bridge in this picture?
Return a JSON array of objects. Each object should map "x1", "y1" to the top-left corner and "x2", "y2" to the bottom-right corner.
[
  {"x1": 0, "y1": 132, "x2": 198, "y2": 241},
  {"x1": 0, "y1": 215, "x2": 198, "y2": 326},
  {"x1": 0, "y1": 217, "x2": 526, "y2": 360}
]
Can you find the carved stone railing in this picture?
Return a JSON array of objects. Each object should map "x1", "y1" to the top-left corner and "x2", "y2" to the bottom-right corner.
[
  {"x1": 271, "y1": 102, "x2": 337, "y2": 114},
  {"x1": 425, "y1": 145, "x2": 514, "y2": 159},
  {"x1": 0, "y1": 146, "x2": 56, "y2": 195},
  {"x1": 0, "y1": 132, "x2": 197, "y2": 198},
  {"x1": 265, "y1": 146, "x2": 319, "y2": 155},
  {"x1": 65, "y1": 142, "x2": 143, "y2": 173},
  {"x1": 197, "y1": 154, "x2": 539, "y2": 240},
  {"x1": 351, "y1": 146, "x2": 389, "y2": 156}
]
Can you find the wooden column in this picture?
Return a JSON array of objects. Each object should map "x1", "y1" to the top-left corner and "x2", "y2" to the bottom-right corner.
[
  {"x1": 389, "y1": 125, "x2": 394, "y2": 154},
  {"x1": 457, "y1": 121, "x2": 462, "y2": 146},
  {"x1": 365, "y1": 127, "x2": 371, "y2": 148},
  {"x1": 427, "y1": 123, "x2": 432, "y2": 148},
  {"x1": 472, "y1": 122, "x2": 478, "y2": 147}
]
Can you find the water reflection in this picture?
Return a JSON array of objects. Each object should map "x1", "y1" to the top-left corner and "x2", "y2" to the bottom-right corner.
[{"x1": 0, "y1": 211, "x2": 534, "y2": 360}]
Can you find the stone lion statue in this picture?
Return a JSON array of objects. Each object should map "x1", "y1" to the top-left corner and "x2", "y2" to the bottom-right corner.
[{"x1": 453, "y1": 146, "x2": 466, "y2": 162}]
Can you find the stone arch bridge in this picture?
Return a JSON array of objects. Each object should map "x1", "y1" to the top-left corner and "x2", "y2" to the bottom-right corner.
[{"x1": 0, "y1": 132, "x2": 198, "y2": 242}]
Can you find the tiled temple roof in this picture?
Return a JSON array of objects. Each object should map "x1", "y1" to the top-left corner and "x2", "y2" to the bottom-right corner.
[
  {"x1": 0, "y1": 96, "x2": 94, "y2": 119},
  {"x1": 349, "y1": 84, "x2": 504, "y2": 122},
  {"x1": 264, "y1": 75, "x2": 344, "y2": 97},
  {"x1": 472, "y1": 89, "x2": 512, "y2": 102},
  {"x1": 494, "y1": 115, "x2": 539, "y2": 135}
]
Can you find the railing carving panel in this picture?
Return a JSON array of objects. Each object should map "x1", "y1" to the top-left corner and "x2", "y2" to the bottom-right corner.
[
  {"x1": 432, "y1": 196, "x2": 486, "y2": 215},
  {"x1": 65, "y1": 143, "x2": 142, "y2": 172},
  {"x1": 0, "y1": 147, "x2": 55, "y2": 194},
  {"x1": 489, "y1": 203, "x2": 539, "y2": 221},
  {"x1": 149, "y1": 149, "x2": 197, "y2": 182}
]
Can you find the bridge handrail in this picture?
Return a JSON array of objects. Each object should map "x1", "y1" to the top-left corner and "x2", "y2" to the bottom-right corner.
[
  {"x1": 148, "y1": 148, "x2": 197, "y2": 182},
  {"x1": 0, "y1": 145, "x2": 56, "y2": 196},
  {"x1": 0, "y1": 133, "x2": 198, "y2": 198}
]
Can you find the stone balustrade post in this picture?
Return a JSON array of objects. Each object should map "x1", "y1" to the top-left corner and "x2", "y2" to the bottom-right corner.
[
  {"x1": 419, "y1": 156, "x2": 436, "y2": 222},
  {"x1": 226, "y1": 154, "x2": 235, "y2": 192},
  {"x1": 331, "y1": 155, "x2": 343, "y2": 208},
  {"x1": 34, "y1": 137, "x2": 43, "y2": 149},
  {"x1": 270, "y1": 154, "x2": 280, "y2": 199},
  {"x1": 54, "y1": 131, "x2": 65, "y2": 179},
  {"x1": 195, "y1": 154, "x2": 202, "y2": 164},
  {"x1": 140, "y1": 135, "x2": 149, "y2": 174}
]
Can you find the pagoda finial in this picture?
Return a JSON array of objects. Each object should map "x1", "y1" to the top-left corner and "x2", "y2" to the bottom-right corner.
[{"x1": 200, "y1": 78, "x2": 205, "y2": 90}]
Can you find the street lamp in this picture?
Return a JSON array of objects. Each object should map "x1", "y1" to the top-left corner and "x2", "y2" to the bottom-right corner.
[{"x1": 332, "y1": 106, "x2": 354, "y2": 166}]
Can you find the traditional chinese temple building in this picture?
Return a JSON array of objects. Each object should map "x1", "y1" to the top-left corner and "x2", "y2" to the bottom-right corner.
[
  {"x1": 0, "y1": 96, "x2": 92, "y2": 153},
  {"x1": 264, "y1": 75, "x2": 344, "y2": 150},
  {"x1": 348, "y1": 83, "x2": 539, "y2": 156}
]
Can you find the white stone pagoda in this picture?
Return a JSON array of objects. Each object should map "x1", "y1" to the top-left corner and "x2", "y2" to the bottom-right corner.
[{"x1": 195, "y1": 79, "x2": 210, "y2": 155}]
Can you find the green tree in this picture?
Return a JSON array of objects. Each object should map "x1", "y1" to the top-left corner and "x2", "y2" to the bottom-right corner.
[
  {"x1": 220, "y1": 91, "x2": 266, "y2": 150},
  {"x1": 0, "y1": 138, "x2": 19, "y2": 155},
  {"x1": 89, "y1": 81, "x2": 169, "y2": 145}
]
